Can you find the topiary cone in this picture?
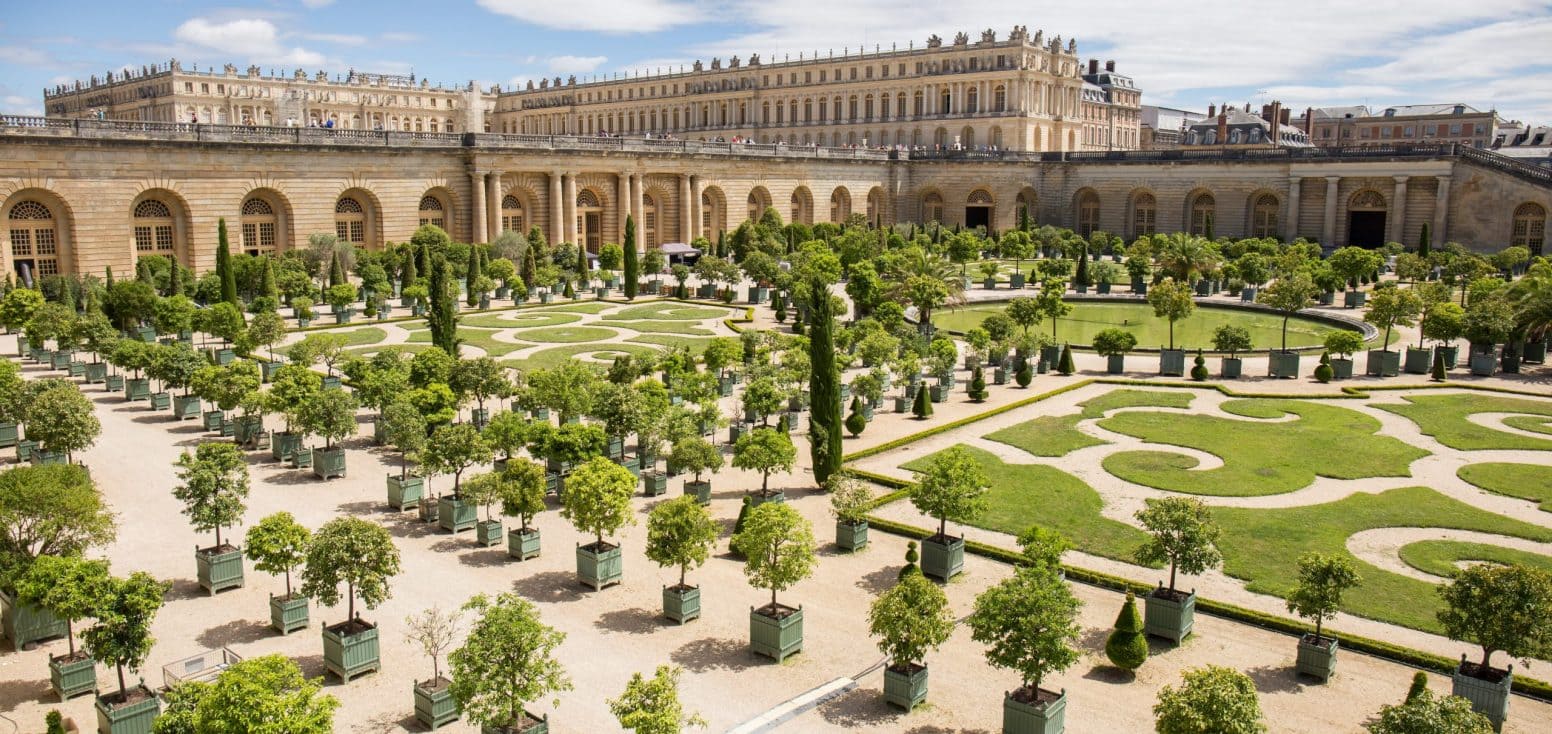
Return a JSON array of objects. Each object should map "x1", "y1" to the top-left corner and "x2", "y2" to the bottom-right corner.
[
  {"x1": 1314, "y1": 350, "x2": 1333, "y2": 383},
  {"x1": 1430, "y1": 349, "x2": 1447, "y2": 382},
  {"x1": 911, "y1": 382, "x2": 933, "y2": 419},
  {"x1": 968, "y1": 366, "x2": 988, "y2": 402},
  {"x1": 1058, "y1": 343, "x2": 1075, "y2": 375},
  {"x1": 1104, "y1": 591, "x2": 1149, "y2": 671},
  {"x1": 1189, "y1": 351, "x2": 1208, "y2": 381}
]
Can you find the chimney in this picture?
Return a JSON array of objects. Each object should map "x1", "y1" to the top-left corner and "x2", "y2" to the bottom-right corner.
[
  {"x1": 1088, "y1": 59, "x2": 1098, "y2": 75},
  {"x1": 1261, "y1": 104, "x2": 1273, "y2": 121},
  {"x1": 1303, "y1": 107, "x2": 1314, "y2": 136},
  {"x1": 1281, "y1": 108, "x2": 1291, "y2": 125},
  {"x1": 1269, "y1": 101, "x2": 1282, "y2": 145},
  {"x1": 1208, "y1": 104, "x2": 1216, "y2": 117},
  {"x1": 1217, "y1": 112, "x2": 1228, "y2": 144},
  {"x1": 1105, "y1": 60, "x2": 1115, "y2": 72}
]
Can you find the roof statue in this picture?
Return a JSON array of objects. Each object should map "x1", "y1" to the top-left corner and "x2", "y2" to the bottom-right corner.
[
  {"x1": 954, "y1": 31, "x2": 969, "y2": 46},
  {"x1": 729, "y1": 55, "x2": 740, "y2": 68},
  {"x1": 748, "y1": 53, "x2": 760, "y2": 65},
  {"x1": 710, "y1": 57, "x2": 721, "y2": 70},
  {"x1": 981, "y1": 29, "x2": 996, "y2": 43},
  {"x1": 693, "y1": 60, "x2": 703, "y2": 71},
  {"x1": 926, "y1": 34, "x2": 942, "y2": 48}
]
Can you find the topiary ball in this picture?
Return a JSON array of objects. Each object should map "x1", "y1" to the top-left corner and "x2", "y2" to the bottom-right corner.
[{"x1": 1189, "y1": 354, "x2": 1209, "y2": 382}]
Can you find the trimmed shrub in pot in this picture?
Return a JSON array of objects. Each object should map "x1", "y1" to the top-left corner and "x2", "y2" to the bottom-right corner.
[
  {"x1": 560, "y1": 457, "x2": 637, "y2": 591},
  {"x1": 732, "y1": 427, "x2": 796, "y2": 504},
  {"x1": 967, "y1": 563, "x2": 1080, "y2": 734},
  {"x1": 173, "y1": 442, "x2": 249, "y2": 595},
  {"x1": 82, "y1": 571, "x2": 167, "y2": 732},
  {"x1": 300, "y1": 387, "x2": 357, "y2": 481},
  {"x1": 609, "y1": 665, "x2": 704, "y2": 733},
  {"x1": 1154, "y1": 665, "x2": 1266, "y2": 734},
  {"x1": 1091, "y1": 328, "x2": 1136, "y2": 375},
  {"x1": 1148, "y1": 277, "x2": 1195, "y2": 375},
  {"x1": 1462, "y1": 294, "x2": 1514, "y2": 378},
  {"x1": 1211, "y1": 325, "x2": 1251, "y2": 379},
  {"x1": 828, "y1": 474, "x2": 872, "y2": 552},
  {"x1": 1134, "y1": 497, "x2": 1221, "y2": 644},
  {"x1": 1363, "y1": 285, "x2": 1421, "y2": 377},
  {"x1": 1323, "y1": 330, "x2": 1364, "y2": 380},
  {"x1": 301, "y1": 517, "x2": 402, "y2": 683},
  {"x1": 1423, "y1": 299, "x2": 1465, "y2": 369},
  {"x1": 423, "y1": 423, "x2": 493, "y2": 534},
  {"x1": 449, "y1": 593, "x2": 570, "y2": 734},
  {"x1": 870, "y1": 572, "x2": 955, "y2": 711},
  {"x1": 646, "y1": 496, "x2": 719, "y2": 624},
  {"x1": 732, "y1": 502, "x2": 817, "y2": 662},
  {"x1": 15, "y1": 555, "x2": 109, "y2": 700},
  {"x1": 459, "y1": 471, "x2": 508, "y2": 548},
  {"x1": 908, "y1": 446, "x2": 988, "y2": 582},
  {"x1": 498, "y1": 459, "x2": 548, "y2": 561},
  {"x1": 244, "y1": 512, "x2": 311, "y2": 635},
  {"x1": 404, "y1": 605, "x2": 463, "y2": 730},
  {"x1": 1258, "y1": 271, "x2": 1320, "y2": 378},
  {"x1": 671, "y1": 436, "x2": 721, "y2": 505},
  {"x1": 1286, "y1": 552, "x2": 1360, "y2": 682},
  {"x1": 1368, "y1": 672, "x2": 1494, "y2": 733},
  {"x1": 1436, "y1": 564, "x2": 1552, "y2": 730}
]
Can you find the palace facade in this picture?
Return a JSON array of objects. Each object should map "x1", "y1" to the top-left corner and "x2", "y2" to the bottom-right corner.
[{"x1": 0, "y1": 116, "x2": 1547, "y2": 281}]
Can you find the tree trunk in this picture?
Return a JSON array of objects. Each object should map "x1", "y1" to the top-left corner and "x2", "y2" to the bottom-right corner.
[
  {"x1": 1168, "y1": 560, "x2": 1177, "y2": 593},
  {"x1": 116, "y1": 663, "x2": 126, "y2": 700}
]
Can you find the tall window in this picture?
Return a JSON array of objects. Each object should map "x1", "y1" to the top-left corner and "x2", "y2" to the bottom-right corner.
[
  {"x1": 1077, "y1": 192, "x2": 1100, "y2": 236},
  {"x1": 133, "y1": 200, "x2": 176, "y2": 256},
  {"x1": 831, "y1": 189, "x2": 850, "y2": 222},
  {"x1": 1513, "y1": 203, "x2": 1547, "y2": 254},
  {"x1": 922, "y1": 192, "x2": 944, "y2": 224},
  {"x1": 642, "y1": 194, "x2": 658, "y2": 248},
  {"x1": 501, "y1": 195, "x2": 524, "y2": 235},
  {"x1": 790, "y1": 190, "x2": 809, "y2": 225},
  {"x1": 1251, "y1": 194, "x2": 1280, "y2": 239},
  {"x1": 418, "y1": 195, "x2": 445, "y2": 229},
  {"x1": 1189, "y1": 193, "x2": 1216, "y2": 236},
  {"x1": 335, "y1": 197, "x2": 366, "y2": 245},
  {"x1": 7, "y1": 201, "x2": 60, "y2": 277},
  {"x1": 1132, "y1": 193, "x2": 1156, "y2": 237},
  {"x1": 240, "y1": 197, "x2": 277, "y2": 256},
  {"x1": 994, "y1": 85, "x2": 1007, "y2": 112}
]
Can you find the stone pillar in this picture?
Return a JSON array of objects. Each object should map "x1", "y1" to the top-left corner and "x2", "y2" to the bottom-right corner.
[
  {"x1": 679, "y1": 174, "x2": 692, "y2": 244},
  {"x1": 549, "y1": 171, "x2": 564, "y2": 247},
  {"x1": 631, "y1": 173, "x2": 645, "y2": 249},
  {"x1": 1433, "y1": 175, "x2": 1451, "y2": 244},
  {"x1": 485, "y1": 171, "x2": 502, "y2": 242},
  {"x1": 617, "y1": 172, "x2": 631, "y2": 243},
  {"x1": 563, "y1": 174, "x2": 578, "y2": 247},
  {"x1": 1285, "y1": 177, "x2": 1302, "y2": 241},
  {"x1": 1322, "y1": 176, "x2": 1341, "y2": 245},
  {"x1": 470, "y1": 171, "x2": 488, "y2": 244},
  {"x1": 1390, "y1": 176, "x2": 1409, "y2": 244},
  {"x1": 689, "y1": 175, "x2": 703, "y2": 240}
]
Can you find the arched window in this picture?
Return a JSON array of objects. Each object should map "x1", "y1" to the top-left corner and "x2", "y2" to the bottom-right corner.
[
  {"x1": 418, "y1": 195, "x2": 445, "y2": 229},
  {"x1": 993, "y1": 85, "x2": 1007, "y2": 112},
  {"x1": 642, "y1": 194, "x2": 658, "y2": 248},
  {"x1": 967, "y1": 87, "x2": 979, "y2": 114},
  {"x1": 1077, "y1": 191, "x2": 1100, "y2": 236},
  {"x1": 913, "y1": 91, "x2": 924, "y2": 117},
  {"x1": 790, "y1": 189, "x2": 809, "y2": 225},
  {"x1": 961, "y1": 126, "x2": 975, "y2": 149},
  {"x1": 7, "y1": 200, "x2": 60, "y2": 277},
  {"x1": 335, "y1": 196, "x2": 366, "y2": 244},
  {"x1": 133, "y1": 199, "x2": 176, "y2": 256},
  {"x1": 922, "y1": 192, "x2": 944, "y2": 224},
  {"x1": 240, "y1": 197, "x2": 277, "y2": 256},
  {"x1": 1513, "y1": 203, "x2": 1547, "y2": 254},
  {"x1": 1251, "y1": 194, "x2": 1280, "y2": 239},
  {"x1": 940, "y1": 89, "x2": 951, "y2": 115},
  {"x1": 1189, "y1": 193, "x2": 1216, "y2": 236},
  {"x1": 577, "y1": 190, "x2": 599, "y2": 208},
  {"x1": 1132, "y1": 193, "x2": 1156, "y2": 237},
  {"x1": 501, "y1": 195, "x2": 525, "y2": 235},
  {"x1": 831, "y1": 189, "x2": 851, "y2": 222},
  {"x1": 747, "y1": 189, "x2": 770, "y2": 222}
]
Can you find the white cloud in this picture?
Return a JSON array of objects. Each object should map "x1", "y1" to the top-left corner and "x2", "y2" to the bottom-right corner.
[
  {"x1": 548, "y1": 55, "x2": 607, "y2": 74},
  {"x1": 476, "y1": 0, "x2": 699, "y2": 33},
  {"x1": 173, "y1": 17, "x2": 326, "y2": 66},
  {"x1": 299, "y1": 32, "x2": 367, "y2": 46},
  {"x1": 1353, "y1": 18, "x2": 1552, "y2": 81},
  {"x1": 0, "y1": 45, "x2": 53, "y2": 66},
  {"x1": 1, "y1": 95, "x2": 42, "y2": 116}
]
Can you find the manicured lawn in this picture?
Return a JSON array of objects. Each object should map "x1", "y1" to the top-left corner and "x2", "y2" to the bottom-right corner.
[
  {"x1": 536, "y1": 302, "x2": 612, "y2": 314},
  {"x1": 501, "y1": 343, "x2": 658, "y2": 372},
  {"x1": 274, "y1": 326, "x2": 386, "y2": 355},
  {"x1": 619, "y1": 320, "x2": 715, "y2": 335},
  {"x1": 403, "y1": 327, "x2": 528, "y2": 357},
  {"x1": 1377, "y1": 393, "x2": 1552, "y2": 451},
  {"x1": 604, "y1": 303, "x2": 732, "y2": 321},
  {"x1": 933, "y1": 301, "x2": 1352, "y2": 351},
  {"x1": 461, "y1": 311, "x2": 581, "y2": 328},
  {"x1": 512, "y1": 326, "x2": 620, "y2": 343},
  {"x1": 1506, "y1": 415, "x2": 1552, "y2": 435},
  {"x1": 628, "y1": 335, "x2": 715, "y2": 354},
  {"x1": 1458, "y1": 462, "x2": 1552, "y2": 512},
  {"x1": 986, "y1": 389, "x2": 1196, "y2": 457},
  {"x1": 1398, "y1": 540, "x2": 1552, "y2": 578},
  {"x1": 1215, "y1": 486, "x2": 1552, "y2": 633},
  {"x1": 1099, "y1": 399, "x2": 1428, "y2": 496},
  {"x1": 901, "y1": 446, "x2": 1150, "y2": 564},
  {"x1": 346, "y1": 343, "x2": 433, "y2": 357}
]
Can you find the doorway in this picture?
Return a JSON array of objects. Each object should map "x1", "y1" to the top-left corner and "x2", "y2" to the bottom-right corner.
[
  {"x1": 1347, "y1": 211, "x2": 1386, "y2": 247},
  {"x1": 965, "y1": 206, "x2": 991, "y2": 231}
]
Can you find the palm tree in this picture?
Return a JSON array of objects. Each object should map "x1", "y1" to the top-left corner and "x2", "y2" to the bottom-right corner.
[
  {"x1": 888, "y1": 246, "x2": 966, "y2": 308},
  {"x1": 1508, "y1": 261, "x2": 1552, "y2": 343},
  {"x1": 1155, "y1": 233, "x2": 1219, "y2": 284}
]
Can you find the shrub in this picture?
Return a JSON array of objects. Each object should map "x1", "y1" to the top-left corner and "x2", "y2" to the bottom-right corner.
[
  {"x1": 1154, "y1": 665, "x2": 1266, "y2": 734},
  {"x1": 1105, "y1": 592, "x2": 1148, "y2": 671},
  {"x1": 1314, "y1": 352, "x2": 1334, "y2": 383},
  {"x1": 1091, "y1": 328, "x2": 1137, "y2": 358},
  {"x1": 1189, "y1": 353, "x2": 1208, "y2": 381},
  {"x1": 1057, "y1": 343, "x2": 1075, "y2": 375}
]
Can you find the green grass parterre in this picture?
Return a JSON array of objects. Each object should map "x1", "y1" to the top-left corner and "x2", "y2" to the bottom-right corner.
[
  {"x1": 985, "y1": 389, "x2": 1195, "y2": 457},
  {"x1": 1377, "y1": 393, "x2": 1552, "y2": 451},
  {"x1": 1399, "y1": 540, "x2": 1552, "y2": 579},
  {"x1": 1457, "y1": 462, "x2": 1552, "y2": 512}
]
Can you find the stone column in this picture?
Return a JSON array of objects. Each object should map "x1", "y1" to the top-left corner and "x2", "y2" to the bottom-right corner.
[
  {"x1": 1433, "y1": 175, "x2": 1451, "y2": 244},
  {"x1": 1322, "y1": 176, "x2": 1341, "y2": 245},
  {"x1": 617, "y1": 172, "x2": 631, "y2": 243},
  {"x1": 1285, "y1": 177, "x2": 1302, "y2": 241},
  {"x1": 549, "y1": 171, "x2": 564, "y2": 246},
  {"x1": 485, "y1": 171, "x2": 502, "y2": 241},
  {"x1": 1390, "y1": 176, "x2": 1409, "y2": 244},
  {"x1": 631, "y1": 173, "x2": 645, "y2": 249},
  {"x1": 689, "y1": 175, "x2": 702, "y2": 240},
  {"x1": 470, "y1": 171, "x2": 488, "y2": 244},
  {"x1": 679, "y1": 174, "x2": 692, "y2": 244},
  {"x1": 563, "y1": 174, "x2": 578, "y2": 247}
]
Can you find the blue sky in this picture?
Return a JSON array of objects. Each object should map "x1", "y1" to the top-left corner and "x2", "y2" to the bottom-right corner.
[{"x1": 3, "y1": 1, "x2": 1552, "y2": 125}]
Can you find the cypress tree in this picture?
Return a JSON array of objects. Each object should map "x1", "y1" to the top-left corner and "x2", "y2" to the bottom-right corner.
[
  {"x1": 167, "y1": 259, "x2": 181, "y2": 296},
  {"x1": 807, "y1": 274, "x2": 842, "y2": 485},
  {"x1": 260, "y1": 256, "x2": 278, "y2": 302},
  {"x1": 328, "y1": 250, "x2": 345, "y2": 288},
  {"x1": 715, "y1": 230, "x2": 726, "y2": 258},
  {"x1": 135, "y1": 257, "x2": 154, "y2": 284},
  {"x1": 1104, "y1": 592, "x2": 1149, "y2": 671},
  {"x1": 1430, "y1": 349, "x2": 1447, "y2": 381},
  {"x1": 521, "y1": 245, "x2": 539, "y2": 294},
  {"x1": 417, "y1": 240, "x2": 433, "y2": 282},
  {"x1": 466, "y1": 245, "x2": 480, "y2": 306},
  {"x1": 1203, "y1": 212, "x2": 1215, "y2": 240},
  {"x1": 1057, "y1": 343, "x2": 1075, "y2": 375},
  {"x1": 1019, "y1": 206, "x2": 1031, "y2": 232},
  {"x1": 1074, "y1": 246, "x2": 1090, "y2": 288},
  {"x1": 217, "y1": 218, "x2": 239, "y2": 308},
  {"x1": 911, "y1": 382, "x2": 933, "y2": 419},
  {"x1": 623, "y1": 215, "x2": 639, "y2": 300},
  {"x1": 104, "y1": 265, "x2": 114, "y2": 288},
  {"x1": 400, "y1": 248, "x2": 417, "y2": 293},
  {"x1": 428, "y1": 256, "x2": 461, "y2": 356},
  {"x1": 1418, "y1": 222, "x2": 1431, "y2": 258}
]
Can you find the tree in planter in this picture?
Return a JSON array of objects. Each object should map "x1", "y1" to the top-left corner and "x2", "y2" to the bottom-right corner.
[
  {"x1": 1366, "y1": 674, "x2": 1494, "y2": 734},
  {"x1": 1257, "y1": 271, "x2": 1320, "y2": 352},
  {"x1": 450, "y1": 357, "x2": 509, "y2": 419},
  {"x1": 671, "y1": 436, "x2": 722, "y2": 484},
  {"x1": 498, "y1": 459, "x2": 548, "y2": 536},
  {"x1": 16, "y1": 554, "x2": 110, "y2": 660},
  {"x1": 1462, "y1": 293, "x2": 1514, "y2": 357},
  {"x1": 1211, "y1": 324, "x2": 1252, "y2": 359},
  {"x1": 966, "y1": 565, "x2": 1081, "y2": 710},
  {"x1": 1323, "y1": 330, "x2": 1364, "y2": 365},
  {"x1": 1104, "y1": 592, "x2": 1148, "y2": 672},
  {"x1": 1134, "y1": 497, "x2": 1222, "y2": 597},
  {"x1": 244, "y1": 512, "x2": 310, "y2": 602},
  {"x1": 0, "y1": 287, "x2": 44, "y2": 337},
  {"x1": 173, "y1": 442, "x2": 249, "y2": 549},
  {"x1": 460, "y1": 471, "x2": 513, "y2": 529},
  {"x1": 1364, "y1": 286, "x2": 1422, "y2": 350},
  {"x1": 23, "y1": 384, "x2": 101, "y2": 462},
  {"x1": 1423, "y1": 300, "x2": 1465, "y2": 354},
  {"x1": 868, "y1": 571, "x2": 954, "y2": 700},
  {"x1": 1147, "y1": 278, "x2": 1195, "y2": 350},
  {"x1": 739, "y1": 376, "x2": 784, "y2": 427},
  {"x1": 732, "y1": 428, "x2": 797, "y2": 495},
  {"x1": 299, "y1": 386, "x2": 358, "y2": 451},
  {"x1": 1436, "y1": 564, "x2": 1552, "y2": 672},
  {"x1": 1092, "y1": 328, "x2": 1138, "y2": 371},
  {"x1": 560, "y1": 456, "x2": 637, "y2": 548},
  {"x1": 647, "y1": 496, "x2": 719, "y2": 590},
  {"x1": 909, "y1": 446, "x2": 988, "y2": 541},
  {"x1": 1328, "y1": 247, "x2": 1382, "y2": 295},
  {"x1": 153, "y1": 654, "x2": 337, "y2": 734},
  {"x1": 0, "y1": 464, "x2": 116, "y2": 586},
  {"x1": 610, "y1": 664, "x2": 705, "y2": 734},
  {"x1": 288, "y1": 332, "x2": 349, "y2": 378},
  {"x1": 527, "y1": 362, "x2": 600, "y2": 424},
  {"x1": 967, "y1": 365, "x2": 988, "y2": 401},
  {"x1": 382, "y1": 400, "x2": 428, "y2": 480},
  {"x1": 422, "y1": 423, "x2": 493, "y2": 495},
  {"x1": 731, "y1": 502, "x2": 817, "y2": 610},
  {"x1": 81, "y1": 571, "x2": 167, "y2": 707},
  {"x1": 1286, "y1": 552, "x2": 1360, "y2": 645},
  {"x1": 301, "y1": 517, "x2": 402, "y2": 624},
  {"x1": 404, "y1": 605, "x2": 462, "y2": 689},
  {"x1": 154, "y1": 343, "x2": 206, "y2": 398},
  {"x1": 448, "y1": 592, "x2": 571, "y2": 732},
  {"x1": 267, "y1": 363, "x2": 322, "y2": 436},
  {"x1": 1153, "y1": 665, "x2": 1266, "y2": 734},
  {"x1": 243, "y1": 309, "x2": 287, "y2": 359},
  {"x1": 200, "y1": 302, "x2": 247, "y2": 349}
]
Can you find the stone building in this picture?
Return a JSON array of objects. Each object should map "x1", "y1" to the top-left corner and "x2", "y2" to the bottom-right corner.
[
  {"x1": 0, "y1": 115, "x2": 1547, "y2": 282},
  {"x1": 43, "y1": 60, "x2": 495, "y2": 133},
  {"x1": 491, "y1": 27, "x2": 1137, "y2": 153},
  {"x1": 1302, "y1": 103, "x2": 1505, "y2": 149},
  {"x1": 1182, "y1": 103, "x2": 1311, "y2": 149}
]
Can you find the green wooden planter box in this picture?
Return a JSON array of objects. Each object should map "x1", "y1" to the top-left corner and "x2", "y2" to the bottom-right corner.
[
  {"x1": 414, "y1": 680, "x2": 460, "y2": 729},
  {"x1": 439, "y1": 495, "x2": 477, "y2": 533},
  {"x1": 1470, "y1": 350, "x2": 1497, "y2": 376},
  {"x1": 261, "y1": 360, "x2": 284, "y2": 382},
  {"x1": 271, "y1": 432, "x2": 303, "y2": 462},
  {"x1": 32, "y1": 449, "x2": 66, "y2": 466},
  {"x1": 1158, "y1": 349, "x2": 1186, "y2": 376},
  {"x1": 387, "y1": 475, "x2": 425, "y2": 510},
  {"x1": 576, "y1": 543, "x2": 623, "y2": 591},
  {"x1": 213, "y1": 348, "x2": 236, "y2": 366},
  {"x1": 290, "y1": 447, "x2": 313, "y2": 469},
  {"x1": 68, "y1": 360, "x2": 87, "y2": 377},
  {"x1": 136, "y1": 326, "x2": 157, "y2": 342},
  {"x1": 476, "y1": 521, "x2": 503, "y2": 547},
  {"x1": 1295, "y1": 634, "x2": 1338, "y2": 682},
  {"x1": 1003, "y1": 688, "x2": 1066, "y2": 734},
  {"x1": 95, "y1": 686, "x2": 161, "y2": 734},
  {"x1": 322, "y1": 621, "x2": 380, "y2": 682},
  {"x1": 233, "y1": 415, "x2": 263, "y2": 447},
  {"x1": 149, "y1": 392, "x2": 172, "y2": 411},
  {"x1": 85, "y1": 361, "x2": 108, "y2": 383},
  {"x1": 196, "y1": 546, "x2": 245, "y2": 594},
  {"x1": 312, "y1": 447, "x2": 347, "y2": 480},
  {"x1": 471, "y1": 407, "x2": 490, "y2": 429},
  {"x1": 1221, "y1": 357, "x2": 1243, "y2": 379},
  {"x1": 125, "y1": 378, "x2": 151, "y2": 401},
  {"x1": 508, "y1": 528, "x2": 541, "y2": 561},
  {"x1": 480, "y1": 712, "x2": 548, "y2": 734},
  {"x1": 835, "y1": 520, "x2": 869, "y2": 552},
  {"x1": 270, "y1": 594, "x2": 309, "y2": 635},
  {"x1": 50, "y1": 350, "x2": 72, "y2": 370},
  {"x1": 663, "y1": 585, "x2": 701, "y2": 624},
  {"x1": 219, "y1": 419, "x2": 236, "y2": 438},
  {"x1": 1344, "y1": 290, "x2": 1367, "y2": 308},
  {"x1": 15, "y1": 439, "x2": 37, "y2": 464},
  {"x1": 883, "y1": 664, "x2": 929, "y2": 711},
  {"x1": 920, "y1": 535, "x2": 965, "y2": 582},
  {"x1": 643, "y1": 472, "x2": 668, "y2": 496},
  {"x1": 750, "y1": 604, "x2": 803, "y2": 662},
  {"x1": 50, "y1": 652, "x2": 97, "y2": 700},
  {"x1": 751, "y1": 490, "x2": 786, "y2": 508},
  {"x1": 1329, "y1": 357, "x2": 1354, "y2": 380},
  {"x1": 0, "y1": 422, "x2": 16, "y2": 449},
  {"x1": 202, "y1": 409, "x2": 224, "y2": 430},
  {"x1": 1452, "y1": 660, "x2": 1512, "y2": 731},
  {"x1": 105, "y1": 374, "x2": 124, "y2": 391},
  {"x1": 1366, "y1": 349, "x2": 1401, "y2": 377},
  {"x1": 1144, "y1": 588, "x2": 1196, "y2": 644},
  {"x1": 685, "y1": 479, "x2": 711, "y2": 505},
  {"x1": 322, "y1": 375, "x2": 342, "y2": 390},
  {"x1": 1, "y1": 588, "x2": 67, "y2": 650},
  {"x1": 172, "y1": 395, "x2": 200, "y2": 420},
  {"x1": 1404, "y1": 347, "x2": 1433, "y2": 374},
  {"x1": 1267, "y1": 350, "x2": 1300, "y2": 379}
]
